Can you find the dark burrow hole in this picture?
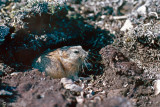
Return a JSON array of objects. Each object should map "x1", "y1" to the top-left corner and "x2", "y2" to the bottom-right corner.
[{"x1": 0, "y1": 5, "x2": 114, "y2": 76}]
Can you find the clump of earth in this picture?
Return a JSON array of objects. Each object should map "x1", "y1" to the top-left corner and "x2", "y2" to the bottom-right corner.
[{"x1": 0, "y1": 0, "x2": 160, "y2": 107}]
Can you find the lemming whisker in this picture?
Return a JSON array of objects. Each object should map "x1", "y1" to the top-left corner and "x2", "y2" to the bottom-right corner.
[
  {"x1": 89, "y1": 52, "x2": 101, "y2": 56},
  {"x1": 82, "y1": 64, "x2": 85, "y2": 73},
  {"x1": 84, "y1": 57, "x2": 95, "y2": 63},
  {"x1": 89, "y1": 55, "x2": 99, "y2": 60},
  {"x1": 85, "y1": 59, "x2": 93, "y2": 67},
  {"x1": 84, "y1": 60, "x2": 90, "y2": 71}
]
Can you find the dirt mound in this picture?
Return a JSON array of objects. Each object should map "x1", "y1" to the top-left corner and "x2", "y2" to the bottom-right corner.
[
  {"x1": 99, "y1": 46, "x2": 154, "y2": 106},
  {"x1": 1, "y1": 70, "x2": 72, "y2": 107}
]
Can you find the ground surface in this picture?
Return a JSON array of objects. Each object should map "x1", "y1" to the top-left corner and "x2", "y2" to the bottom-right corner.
[{"x1": 0, "y1": 0, "x2": 160, "y2": 107}]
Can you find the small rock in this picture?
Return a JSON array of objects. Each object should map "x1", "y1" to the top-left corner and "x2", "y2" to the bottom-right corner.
[
  {"x1": 10, "y1": 72, "x2": 19, "y2": 76},
  {"x1": 120, "y1": 19, "x2": 133, "y2": 32},
  {"x1": 64, "y1": 84, "x2": 83, "y2": 92},
  {"x1": 154, "y1": 80, "x2": 160, "y2": 95},
  {"x1": 136, "y1": 5, "x2": 147, "y2": 16},
  {"x1": 60, "y1": 78, "x2": 74, "y2": 84},
  {"x1": 0, "y1": 90, "x2": 13, "y2": 96},
  {"x1": 148, "y1": 12, "x2": 159, "y2": 19},
  {"x1": 101, "y1": 15, "x2": 106, "y2": 19},
  {"x1": 76, "y1": 96, "x2": 84, "y2": 104},
  {"x1": 61, "y1": 78, "x2": 83, "y2": 92}
]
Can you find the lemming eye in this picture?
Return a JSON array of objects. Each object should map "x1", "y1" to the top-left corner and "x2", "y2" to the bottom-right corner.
[{"x1": 74, "y1": 50, "x2": 79, "y2": 53}]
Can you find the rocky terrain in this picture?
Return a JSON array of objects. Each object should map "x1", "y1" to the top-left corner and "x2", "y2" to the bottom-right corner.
[{"x1": 0, "y1": 0, "x2": 160, "y2": 107}]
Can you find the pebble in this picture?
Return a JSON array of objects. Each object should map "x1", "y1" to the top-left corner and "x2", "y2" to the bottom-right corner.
[
  {"x1": 60, "y1": 78, "x2": 74, "y2": 84},
  {"x1": 101, "y1": 15, "x2": 106, "y2": 19},
  {"x1": 60, "y1": 78, "x2": 83, "y2": 92},
  {"x1": 10, "y1": 72, "x2": 19, "y2": 76},
  {"x1": 76, "y1": 96, "x2": 84, "y2": 104},
  {"x1": 120, "y1": 19, "x2": 133, "y2": 31},
  {"x1": 64, "y1": 83, "x2": 83, "y2": 92},
  {"x1": 154, "y1": 80, "x2": 160, "y2": 95},
  {"x1": 0, "y1": 90, "x2": 13, "y2": 96},
  {"x1": 136, "y1": 5, "x2": 147, "y2": 16}
]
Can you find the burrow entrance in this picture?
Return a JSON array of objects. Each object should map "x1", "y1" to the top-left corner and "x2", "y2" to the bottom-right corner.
[{"x1": 0, "y1": 6, "x2": 114, "y2": 76}]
